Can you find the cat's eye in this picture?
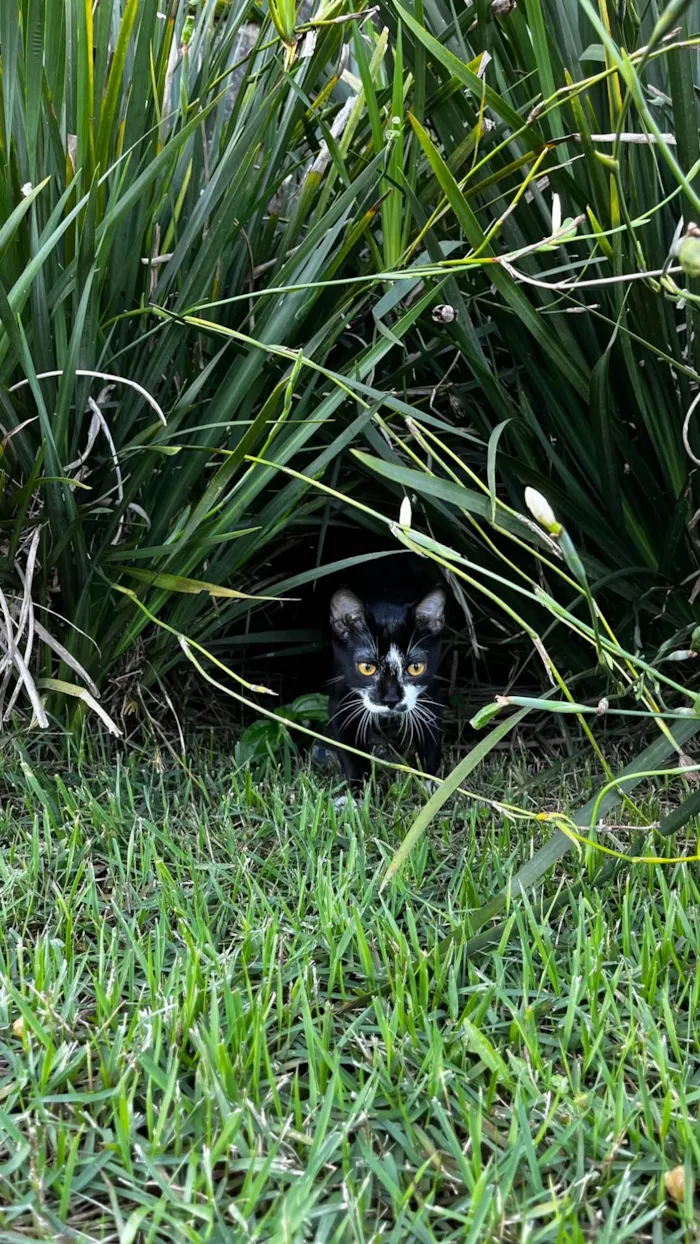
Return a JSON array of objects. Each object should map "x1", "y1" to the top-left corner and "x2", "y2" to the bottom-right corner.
[
  {"x1": 357, "y1": 661, "x2": 377, "y2": 677},
  {"x1": 407, "y1": 661, "x2": 425, "y2": 677}
]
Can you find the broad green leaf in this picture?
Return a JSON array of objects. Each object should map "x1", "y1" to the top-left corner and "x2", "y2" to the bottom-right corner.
[
  {"x1": 352, "y1": 450, "x2": 547, "y2": 544},
  {"x1": 95, "y1": 0, "x2": 140, "y2": 173},
  {"x1": 120, "y1": 568, "x2": 290, "y2": 601}
]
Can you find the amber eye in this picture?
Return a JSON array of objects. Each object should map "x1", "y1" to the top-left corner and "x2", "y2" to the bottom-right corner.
[
  {"x1": 357, "y1": 662, "x2": 377, "y2": 677},
  {"x1": 407, "y1": 661, "x2": 425, "y2": 677}
]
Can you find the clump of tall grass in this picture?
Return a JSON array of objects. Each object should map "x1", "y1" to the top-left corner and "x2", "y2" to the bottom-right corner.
[
  {"x1": 0, "y1": 0, "x2": 446, "y2": 722},
  {"x1": 5, "y1": 0, "x2": 700, "y2": 736}
]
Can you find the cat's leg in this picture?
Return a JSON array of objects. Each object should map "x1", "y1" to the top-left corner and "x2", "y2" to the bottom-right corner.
[
  {"x1": 327, "y1": 693, "x2": 371, "y2": 788},
  {"x1": 417, "y1": 704, "x2": 443, "y2": 777},
  {"x1": 333, "y1": 727, "x2": 371, "y2": 788}
]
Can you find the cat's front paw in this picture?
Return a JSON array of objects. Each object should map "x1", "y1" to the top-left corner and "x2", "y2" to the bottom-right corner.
[{"x1": 311, "y1": 742, "x2": 340, "y2": 772}]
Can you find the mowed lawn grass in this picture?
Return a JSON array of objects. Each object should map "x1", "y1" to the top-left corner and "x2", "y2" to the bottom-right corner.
[{"x1": 0, "y1": 743, "x2": 698, "y2": 1242}]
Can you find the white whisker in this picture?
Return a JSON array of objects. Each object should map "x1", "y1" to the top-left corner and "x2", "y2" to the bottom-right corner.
[
  {"x1": 414, "y1": 701, "x2": 436, "y2": 727},
  {"x1": 327, "y1": 692, "x2": 359, "y2": 728},
  {"x1": 413, "y1": 711, "x2": 437, "y2": 741},
  {"x1": 335, "y1": 703, "x2": 368, "y2": 731}
]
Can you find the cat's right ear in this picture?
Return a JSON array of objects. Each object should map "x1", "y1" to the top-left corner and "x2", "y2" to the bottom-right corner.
[
  {"x1": 415, "y1": 586, "x2": 445, "y2": 634},
  {"x1": 330, "y1": 589, "x2": 365, "y2": 640}
]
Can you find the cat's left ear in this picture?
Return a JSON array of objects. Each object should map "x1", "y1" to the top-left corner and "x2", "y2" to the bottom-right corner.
[
  {"x1": 414, "y1": 587, "x2": 445, "y2": 634},
  {"x1": 330, "y1": 588, "x2": 365, "y2": 640}
]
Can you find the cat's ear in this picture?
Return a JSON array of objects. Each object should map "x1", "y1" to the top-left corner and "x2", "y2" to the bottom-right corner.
[
  {"x1": 330, "y1": 589, "x2": 366, "y2": 640},
  {"x1": 414, "y1": 587, "x2": 445, "y2": 635}
]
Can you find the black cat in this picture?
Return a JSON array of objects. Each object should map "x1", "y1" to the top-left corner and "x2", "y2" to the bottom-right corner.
[{"x1": 327, "y1": 581, "x2": 445, "y2": 787}]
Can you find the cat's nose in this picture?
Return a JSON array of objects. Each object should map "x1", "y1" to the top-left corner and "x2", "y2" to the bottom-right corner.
[{"x1": 384, "y1": 689, "x2": 403, "y2": 708}]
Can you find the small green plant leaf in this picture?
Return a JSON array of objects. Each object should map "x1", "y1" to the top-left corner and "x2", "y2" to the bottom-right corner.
[{"x1": 470, "y1": 702, "x2": 504, "y2": 729}]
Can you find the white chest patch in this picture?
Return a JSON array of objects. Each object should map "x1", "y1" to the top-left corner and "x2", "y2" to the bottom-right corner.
[{"x1": 387, "y1": 644, "x2": 403, "y2": 677}]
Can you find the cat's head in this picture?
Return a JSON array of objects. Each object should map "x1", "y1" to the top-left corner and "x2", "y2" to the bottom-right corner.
[{"x1": 329, "y1": 585, "x2": 445, "y2": 718}]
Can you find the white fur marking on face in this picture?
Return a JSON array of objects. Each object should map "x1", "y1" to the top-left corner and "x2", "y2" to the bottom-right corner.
[
  {"x1": 387, "y1": 644, "x2": 403, "y2": 677},
  {"x1": 401, "y1": 684, "x2": 420, "y2": 712},
  {"x1": 359, "y1": 688, "x2": 390, "y2": 715}
]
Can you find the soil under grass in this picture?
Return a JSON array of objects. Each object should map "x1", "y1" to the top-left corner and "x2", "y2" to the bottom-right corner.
[{"x1": 0, "y1": 743, "x2": 698, "y2": 1241}]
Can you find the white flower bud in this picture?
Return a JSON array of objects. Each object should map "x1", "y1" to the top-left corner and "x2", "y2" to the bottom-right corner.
[
  {"x1": 524, "y1": 487, "x2": 561, "y2": 534},
  {"x1": 399, "y1": 496, "x2": 412, "y2": 529}
]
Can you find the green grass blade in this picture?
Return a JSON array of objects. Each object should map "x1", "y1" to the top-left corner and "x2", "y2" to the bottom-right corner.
[{"x1": 381, "y1": 708, "x2": 530, "y2": 888}]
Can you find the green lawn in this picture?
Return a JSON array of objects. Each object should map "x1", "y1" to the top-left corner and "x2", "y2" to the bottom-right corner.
[{"x1": 0, "y1": 745, "x2": 698, "y2": 1242}]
